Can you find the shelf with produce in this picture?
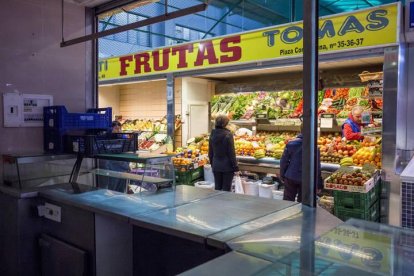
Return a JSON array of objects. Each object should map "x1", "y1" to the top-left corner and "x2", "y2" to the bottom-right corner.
[
  {"x1": 320, "y1": 126, "x2": 343, "y2": 133},
  {"x1": 230, "y1": 120, "x2": 256, "y2": 125},
  {"x1": 212, "y1": 87, "x2": 382, "y2": 124},
  {"x1": 236, "y1": 155, "x2": 340, "y2": 172},
  {"x1": 257, "y1": 124, "x2": 301, "y2": 132},
  {"x1": 119, "y1": 115, "x2": 182, "y2": 133},
  {"x1": 137, "y1": 132, "x2": 168, "y2": 152},
  {"x1": 324, "y1": 166, "x2": 380, "y2": 193}
]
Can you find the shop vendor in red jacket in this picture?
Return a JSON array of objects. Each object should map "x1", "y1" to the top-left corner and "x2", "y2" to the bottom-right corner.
[{"x1": 342, "y1": 106, "x2": 373, "y2": 141}]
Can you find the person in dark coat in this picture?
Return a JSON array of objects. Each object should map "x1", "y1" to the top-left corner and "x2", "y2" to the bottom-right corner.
[
  {"x1": 280, "y1": 131, "x2": 323, "y2": 202},
  {"x1": 209, "y1": 115, "x2": 239, "y2": 191}
]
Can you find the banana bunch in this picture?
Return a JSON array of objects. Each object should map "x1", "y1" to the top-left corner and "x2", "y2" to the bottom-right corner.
[
  {"x1": 273, "y1": 150, "x2": 284, "y2": 159},
  {"x1": 340, "y1": 157, "x2": 353, "y2": 167},
  {"x1": 253, "y1": 149, "x2": 266, "y2": 159}
]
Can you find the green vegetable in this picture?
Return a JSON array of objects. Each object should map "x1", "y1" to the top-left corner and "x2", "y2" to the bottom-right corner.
[{"x1": 349, "y1": 87, "x2": 364, "y2": 98}]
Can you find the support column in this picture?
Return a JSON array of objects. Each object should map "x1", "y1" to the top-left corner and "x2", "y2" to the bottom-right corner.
[
  {"x1": 302, "y1": 0, "x2": 319, "y2": 208},
  {"x1": 167, "y1": 74, "x2": 175, "y2": 147}
]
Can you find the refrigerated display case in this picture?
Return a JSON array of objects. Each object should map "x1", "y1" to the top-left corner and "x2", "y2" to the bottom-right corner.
[
  {"x1": 2, "y1": 153, "x2": 93, "y2": 189},
  {"x1": 92, "y1": 153, "x2": 176, "y2": 193}
]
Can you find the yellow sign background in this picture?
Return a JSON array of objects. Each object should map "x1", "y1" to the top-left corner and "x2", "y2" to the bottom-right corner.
[{"x1": 98, "y1": 3, "x2": 398, "y2": 81}]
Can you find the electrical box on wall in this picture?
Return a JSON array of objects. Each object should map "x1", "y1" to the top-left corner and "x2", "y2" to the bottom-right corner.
[
  {"x1": 406, "y1": 0, "x2": 414, "y2": 43},
  {"x1": 3, "y1": 93, "x2": 53, "y2": 127}
]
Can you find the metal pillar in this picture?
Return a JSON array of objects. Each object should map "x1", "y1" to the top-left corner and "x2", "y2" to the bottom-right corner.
[
  {"x1": 300, "y1": 0, "x2": 318, "y2": 271},
  {"x1": 302, "y1": 0, "x2": 319, "y2": 208},
  {"x1": 167, "y1": 74, "x2": 175, "y2": 147},
  {"x1": 382, "y1": 46, "x2": 405, "y2": 226},
  {"x1": 290, "y1": 0, "x2": 296, "y2": 22}
]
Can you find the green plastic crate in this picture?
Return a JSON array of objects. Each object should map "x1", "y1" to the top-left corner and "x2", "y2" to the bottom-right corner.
[
  {"x1": 335, "y1": 200, "x2": 380, "y2": 222},
  {"x1": 175, "y1": 167, "x2": 204, "y2": 186},
  {"x1": 333, "y1": 182, "x2": 381, "y2": 210}
]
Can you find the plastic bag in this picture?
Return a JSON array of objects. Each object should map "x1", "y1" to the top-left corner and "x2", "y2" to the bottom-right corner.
[{"x1": 234, "y1": 175, "x2": 244, "y2": 194}]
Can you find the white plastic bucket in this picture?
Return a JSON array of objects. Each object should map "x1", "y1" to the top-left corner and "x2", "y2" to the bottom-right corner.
[
  {"x1": 272, "y1": 190, "x2": 284, "y2": 200},
  {"x1": 194, "y1": 181, "x2": 215, "y2": 189},
  {"x1": 203, "y1": 165, "x2": 215, "y2": 183},
  {"x1": 259, "y1": 184, "x2": 275, "y2": 198},
  {"x1": 243, "y1": 181, "x2": 259, "y2": 196}
]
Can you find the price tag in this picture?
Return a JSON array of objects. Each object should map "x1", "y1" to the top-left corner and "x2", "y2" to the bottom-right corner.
[
  {"x1": 320, "y1": 114, "x2": 335, "y2": 129},
  {"x1": 361, "y1": 111, "x2": 371, "y2": 124}
]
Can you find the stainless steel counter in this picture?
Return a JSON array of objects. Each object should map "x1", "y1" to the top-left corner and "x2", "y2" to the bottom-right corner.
[
  {"x1": 228, "y1": 205, "x2": 342, "y2": 262},
  {"x1": 183, "y1": 217, "x2": 414, "y2": 275},
  {"x1": 130, "y1": 193, "x2": 297, "y2": 244},
  {"x1": 179, "y1": 251, "x2": 273, "y2": 276},
  {"x1": 39, "y1": 184, "x2": 222, "y2": 222},
  {"x1": 37, "y1": 183, "x2": 410, "y2": 275}
]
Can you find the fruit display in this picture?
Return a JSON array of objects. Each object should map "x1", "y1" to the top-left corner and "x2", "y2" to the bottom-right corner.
[
  {"x1": 137, "y1": 132, "x2": 169, "y2": 151},
  {"x1": 265, "y1": 141, "x2": 286, "y2": 159},
  {"x1": 318, "y1": 134, "x2": 358, "y2": 164},
  {"x1": 172, "y1": 149, "x2": 209, "y2": 172},
  {"x1": 235, "y1": 140, "x2": 255, "y2": 156},
  {"x1": 352, "y1": 146, "x2": 382, "y2": 168},
  {"x1": 120, "y1": 115, "x2": 182, "y2": 132},
  {"x1": 211, "y1": 91, "x2": 303, "y2": 120},
  {"x1": 172, "y1": 157, "x2": 192, "y2": 167},
  {"x1": 210, "y1": 86, "x2": 381, "y2": 121},
  {"x1": 200, "y1": 140, "x2": 209, "y2": 155},
  {"x1": 327, "y1": 167, "x2": 375, "y2": 187},
  {"x1": 339, "y1": 157, "x2": 354, "y2": 167},
  {"x1": 179, "y1": 129, "x2": 382, "y2": 168},
  {"x1": 139, "y1": 140, "x2": 156, "y2": 150},
  {"x1": 253, "y1": 149, "x2": 266, "y2": 159}
]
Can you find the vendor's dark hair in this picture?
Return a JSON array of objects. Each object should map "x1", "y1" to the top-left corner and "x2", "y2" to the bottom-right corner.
[
  {"x1": 112, "y1": 121, "x2": 121, "y2": 127},
  {"x1": 215, "y1": 115, "x2": 229, "y2": 128}
]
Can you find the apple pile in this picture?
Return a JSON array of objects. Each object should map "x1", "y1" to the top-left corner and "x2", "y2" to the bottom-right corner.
[{"x1": 318, "y1": 134, "x2": 357, "y2": 163}]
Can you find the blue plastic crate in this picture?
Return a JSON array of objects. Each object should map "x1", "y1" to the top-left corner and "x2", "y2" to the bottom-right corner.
[
  {"x1": 63, "y1": 133, "x2": 138, "y2": 156},
  {"x1": 43, "y1": 106, "x2": 112, "y2": 131},
  {"x1": 44, "y1": 128, "x2": 66, "y2": 153}
]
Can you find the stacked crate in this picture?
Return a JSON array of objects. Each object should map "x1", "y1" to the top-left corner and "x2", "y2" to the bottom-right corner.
[
  {"x1": 43, "y1": 106, "x2": 112, "y2": 153},
  {"x1": 333, "y1": 180, "x2": 381, "y2": 222},
  {"x1": 175, "y1": 167, "x2": 204, "y2": 186}
]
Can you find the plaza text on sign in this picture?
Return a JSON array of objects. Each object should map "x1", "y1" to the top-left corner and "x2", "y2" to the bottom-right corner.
[{"x1": 98, "y1": 3, "x2": 399, "y2": 81}]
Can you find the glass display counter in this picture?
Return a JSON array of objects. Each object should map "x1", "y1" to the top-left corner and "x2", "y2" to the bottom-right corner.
[
  {"x1": 2, "y1": 153, "x2": 93, "y2": 189},
  {"x1": 184, "y1": 218, "x2": 414, "y2": 275},
  {"x1": 92, "y1": 153, "x2": 176, "y2": 193}
]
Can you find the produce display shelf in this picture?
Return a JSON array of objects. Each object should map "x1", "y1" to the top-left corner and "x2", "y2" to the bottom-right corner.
[
  {"x1": 230, "y1": 120, "x2": 256, "y2": 125},
  {"x1": 236, "y1": 156, "x2": 340, "y2": 170}
]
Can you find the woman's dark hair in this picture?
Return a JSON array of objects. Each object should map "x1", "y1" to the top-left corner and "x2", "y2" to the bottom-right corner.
[
  {"x1": 112, "y1": 121, "x2": 122, "y2": 128},
  {"x1": 215, "y1": 115, "x2": 230, "y2": 128}
]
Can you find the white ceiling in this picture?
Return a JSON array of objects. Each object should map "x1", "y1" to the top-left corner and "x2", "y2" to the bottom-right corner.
[{"x1": 196, "y1": 56, "x2": 384, "y2": 80}]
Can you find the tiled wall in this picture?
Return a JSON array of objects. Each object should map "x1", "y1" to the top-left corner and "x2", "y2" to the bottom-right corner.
[
  {"x1": 402, "y1": 182, "x2": 414, "y2": 228},
  {"x1": 118, "y1": 79, "x2": 182, "y2": 146}
]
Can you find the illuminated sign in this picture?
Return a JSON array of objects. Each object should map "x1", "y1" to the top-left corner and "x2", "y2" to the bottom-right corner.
[{"x1": 99, "y1": 3, "x2": 399, "y2": 82}]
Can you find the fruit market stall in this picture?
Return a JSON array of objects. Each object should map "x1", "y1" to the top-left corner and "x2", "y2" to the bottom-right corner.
[
  {"x1": 118, "y1": 115, "x2": 183, "y2": 152},
  {"x1": 208, "y1": 80, "x2": 383, "y2": 173}
]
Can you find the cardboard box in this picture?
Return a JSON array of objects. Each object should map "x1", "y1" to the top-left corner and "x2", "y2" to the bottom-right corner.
[{"x1": 324, "y1": 171, "x2": 379, "y2": 193}]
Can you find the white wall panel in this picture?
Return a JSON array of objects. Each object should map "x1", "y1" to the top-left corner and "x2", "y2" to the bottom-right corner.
[{"x1": 0, "y1": 0, "x2": 93, "y2": 182}]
